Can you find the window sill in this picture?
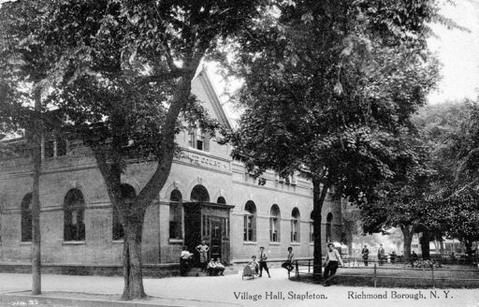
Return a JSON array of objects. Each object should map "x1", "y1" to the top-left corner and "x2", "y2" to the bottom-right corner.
[
  {"x1": 290, "y1": 242, "x2": 301, "y2": 246},
  {"x1": 112, "y1": 240, "x2": 124, "y2": 244},
  {"x1": 20, "y1": 241, "x2": 32, "y2": 246},
  {"x1": 243, "y1": 241, "x2": 257, "y2": 245},
  {"x1": 269, "y1": 242, "x2": 281, "y2": 246},
  {"x1": 62, "y1": 241, "x2": 85, "y2": 245},
  {"x1": 169, "y1": 239, "x2": 184, "y2": 244}
]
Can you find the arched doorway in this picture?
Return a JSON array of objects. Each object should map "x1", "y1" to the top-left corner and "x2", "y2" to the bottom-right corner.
[{"x1": 183, "y1": 184, "x2": 232, "y2": 264}]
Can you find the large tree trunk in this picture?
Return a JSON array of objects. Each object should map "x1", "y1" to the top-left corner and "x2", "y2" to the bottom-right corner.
[
  {"x1": 92, "y1": 60, "x2": 201, "y2": 300},
  {"x1": 401, "y1": 225, "x2": 413, "y2": 263},
  {"x1": 420, "y1": 230, "x2": 431, "y2": 259},
  {"x1": 312, "y1": 179, "x2": 329, "y2": 280},
  {"x1": 31, "y1": 88, "x2": 42, "y2": 295},
  {"x1": 121, "y1": 207, "x2": 146, "y2": 300}
]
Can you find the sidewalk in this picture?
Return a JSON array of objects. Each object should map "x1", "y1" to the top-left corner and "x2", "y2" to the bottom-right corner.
[{"x1": 1, "y1": 268, "x2": 479, "y2": 307}]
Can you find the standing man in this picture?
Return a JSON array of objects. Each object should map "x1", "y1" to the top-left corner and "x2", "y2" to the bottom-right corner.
[
  {"x1": 258, "y1": 247, "x2": 271, "y2": 278},
  {"x1": 361, "y1": 245, "x2": 369, "y2": 266},
  {"x1": 378, "y1": 244, "x2": 385, "y2": 266},
  {"x1": 323, "y1": 243, "x2": 344, "y2": 286}
]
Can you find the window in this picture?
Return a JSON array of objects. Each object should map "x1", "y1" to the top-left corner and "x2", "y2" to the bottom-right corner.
[
  {"x1": 21, "y1": 193, "x2": 32, "y2": 242},
  {"x1": 243, "y1": 201, "x2": 256, "y2": 242},
  {"x1": 326, "y1": 213, "x2": 333, "y2": 242},
  {"x1": 291, "y1": 207, "x2": 300, "y2": 242},
  {"x1": 44, "y1": 139, "x2": 55, "y2": 158},
  {"x1": 112, "y1": 184, "x2": 136, "y2": 241},
  {"x1": 190, "y1": 185, "x2": 210, "y2": 202},
  {"x1": 57, "y1": 138, "x2": 67, "y2": 156},
  {"x1": 188, "y1": 128, "x2": 209, "y2": 151},
  {"x1": 43, "y1": 136, "x2": 67, "y2": 159},
  {"x1": 64, "y1": 189, "x2": 85, "y2": 241},
  {"x1": 309, "y1": 212, "x2": 314, "y2": 242},
  {"x1": 269, "y1": 204, "x2": 280, "y2": 242},
  {"x1": 169, "y1": 189, "x2": 183, "y2": 240}
]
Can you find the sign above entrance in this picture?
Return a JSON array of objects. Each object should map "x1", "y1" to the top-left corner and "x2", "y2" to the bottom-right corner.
[{"x1": 179, "y1": 150, "x2": 231, "y2": 172}]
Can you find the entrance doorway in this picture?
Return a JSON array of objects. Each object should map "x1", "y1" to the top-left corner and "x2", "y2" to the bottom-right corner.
[{"x1": 210, "y1": 219, "x2": 222, "y2": 260}]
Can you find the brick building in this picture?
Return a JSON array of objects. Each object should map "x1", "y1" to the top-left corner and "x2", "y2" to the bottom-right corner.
[{"x1": 0, "y1": 69, "x2": 343, "y2": 272}]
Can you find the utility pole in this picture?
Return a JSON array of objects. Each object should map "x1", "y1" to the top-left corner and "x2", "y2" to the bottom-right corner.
[{"x1": 31, "y1": 87, "x2": 42, "y2": 295}]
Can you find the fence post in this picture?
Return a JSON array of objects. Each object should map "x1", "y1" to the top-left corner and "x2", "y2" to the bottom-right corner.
[
  {"x1": 373, "y1": 263, "x2": 377, "y2": 288},
  {"x1": 308, "y1": 259, "x2": 311, "y2": 273},
  {"x1": 431, "y1": 265, "x2": 435, "y2": 288}
]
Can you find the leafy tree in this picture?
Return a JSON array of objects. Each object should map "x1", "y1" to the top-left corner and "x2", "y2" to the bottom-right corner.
[
  {"x1": 359, "y1": 134, "x2": 437, "y2": 261},
  {"x1": 0, "y1": 0, "x2": 59, "y2": 294},
  {"x1": 423, "y1": 102, "x2": 479, "y2": 260},
  {"x1": 225, "y1": 0, "x2": 440, "y2": 278},
  {"x1": 1, "y1": 0, "x2": 267, "y2": 299}
]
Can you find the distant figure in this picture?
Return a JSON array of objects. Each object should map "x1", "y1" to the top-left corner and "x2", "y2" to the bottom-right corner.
[
  {"x1": 196, "y1": 240, "x2": 209, "y2": 272},
  {"x1": 180, "y1": 246, "x2": 193, "y2": 276},
  {"x1": 390, "y1": 251, "x2": 397, "y2": 263},
  {"x1": 361, "y1": 245, "x2": 369, "y2": 266},
  {"x1": 411, "y1": 250, "x2": 419, "y2": 266},
  {"x1": 258, "y1": 247, "x2": 271, "y2": 278},
  {"x1": 323, "y1": 243, "x2": 344, "y2": 285},
  {"x1": 377, "y1": 244, "x2": 385, "y2": 266},
  {"x1": 281, "y1": 247, "x2": 295, "y2": 273}
]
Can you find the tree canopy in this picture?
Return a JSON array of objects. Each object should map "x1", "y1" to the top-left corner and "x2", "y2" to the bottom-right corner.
[
  {"x1": 225, "y1": 0, "x2": 441, "y2": 277},
  {"x1": 0, "y1": 0, "x2": 268, "y2": 299}
]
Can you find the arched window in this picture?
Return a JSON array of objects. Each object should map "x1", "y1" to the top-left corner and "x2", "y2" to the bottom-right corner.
[
  {"x1": 326, "y1": 212, "x2": 333, "y2": 242},
  {"x1": 169, "y1": 189, "x2": 183, "y2": 240},
  {"x1": 217, "y1": 196, "x2": 226, "y2": 204},
  {"x1": 291, "y1": 207, "x2": 300, "y2": 242},
  {"x1": 309, "y1": 211, "x2": 314, "y2": 242},
  {"x1": 112, "y1": 184, "x2": 136, "y2": 241},
  {"x1": 270, "y1": 204, "x2": 281, "y2": 242},
  {"x1": 64, "y1": 189, "x2": 85, "y2": 241},
  {"x1": 244, "y1": 201, "x2": 256, "y2": 242},
  {"x1": 21, "y1": 193, "x2": 32, "y2": 242},
  {"x1": 190, "y1": 185, "x2": 210, "y2": 202}
]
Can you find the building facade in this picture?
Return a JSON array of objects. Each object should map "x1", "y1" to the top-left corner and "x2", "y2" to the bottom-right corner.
[{"x1": 0, "y1": 70, "x2": 343, "y2": 269}]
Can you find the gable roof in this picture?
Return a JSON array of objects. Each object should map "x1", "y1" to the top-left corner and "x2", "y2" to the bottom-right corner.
[{"x1": 192, "y1": 67, "x2": 233, "y2": 130}]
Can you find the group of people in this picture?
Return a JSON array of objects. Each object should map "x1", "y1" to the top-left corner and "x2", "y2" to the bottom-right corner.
[
  {"x1": 184, "y1": 240, "x2": 347, "y2": 282},
  {"x1": 179, "y1": 240, "x2": 225, "y2": 276},
  {"x1": 244, "y1": 243, "x2": 344, "y2": 283},
  {"x1": 246, "y1": 246, "x2": 272, "y2": 278},
  {"x1": 361, "y1": 244, "x2": 399, "y2": 266}
]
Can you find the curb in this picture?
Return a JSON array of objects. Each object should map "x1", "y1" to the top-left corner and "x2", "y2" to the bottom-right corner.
[{"x1": 0, "y1": 293, "x2": 239, "y2": 307}]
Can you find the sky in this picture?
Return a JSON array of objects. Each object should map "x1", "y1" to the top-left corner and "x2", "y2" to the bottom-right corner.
[
  {"x1": 1, "y1": 0, "x2": 479, "y2": 106},
  {"x1": 427, "y1": 0, "x2": 479, "y2": 104}
]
